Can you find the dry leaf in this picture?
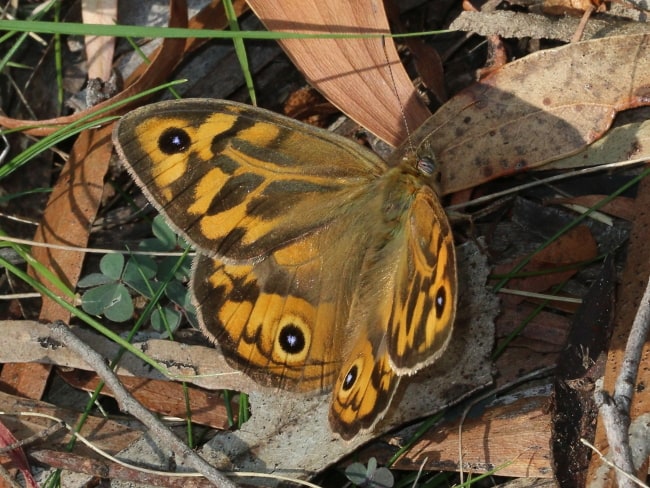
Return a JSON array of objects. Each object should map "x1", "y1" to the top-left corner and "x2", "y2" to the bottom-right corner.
[
  {"x1": 450, "y1": 11, "x2": 650, "y2": 43},
  {"x1": 494, "y1": 225, "x2": 597, "y2": 306},
  {"x1": 246, "y1": 0, "x2": 432, "y2": 146},
  {"x1": 395, "y1": 34, "x2": 650, "y2": 194},
  {"x1": 81, "y1": 0, "x2": 117, "y2": 81},
  {"x1": 543, "y1": 117, "x2": 650, "y2": 170},
  {"x1": 58, "y1": 370, "x2": 233, "y2": 430}
]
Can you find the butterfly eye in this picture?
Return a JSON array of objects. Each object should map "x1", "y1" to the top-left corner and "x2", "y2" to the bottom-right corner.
[
  {"x1": 342, "y1": 364, "x2": 359, "y2": 391},
  {"x1": 435, "y1": 285, "x2": 447, "y2": 319},
  {"x1": 416, "y1": 156, "x2": 436, "y2": 176},
  {"x1": 278, "y1": 323, "x2": 307, "y2": 355},
  {"x1": 158, "y1": 127, "x2": 191, "y2": 154}
]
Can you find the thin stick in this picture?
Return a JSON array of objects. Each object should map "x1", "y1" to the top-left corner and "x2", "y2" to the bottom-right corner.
[
  {"x1": 581, "y1": 439, "x2": 648, "y2": 488},
  {"x1": 594, "y1": 275, "x2": 650, "y2": 488},
  {"x1": 49, "y1": 321, "x2": 237, "y2": 488}
]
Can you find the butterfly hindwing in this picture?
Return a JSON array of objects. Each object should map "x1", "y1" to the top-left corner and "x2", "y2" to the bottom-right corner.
[
  {"x1": 387, "y1": 186, "x2": 457, "y2": 372},
  {"x1": 327, "y1": 172, "x2": 457, "y2": 438},
  {"x1": 192, "y1": 218, "x2": 370, "y2": 392},
  {"x1": 329, "y1": 333, "x2": 400, "y2": 440}
]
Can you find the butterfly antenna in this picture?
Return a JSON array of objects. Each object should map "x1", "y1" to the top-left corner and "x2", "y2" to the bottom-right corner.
[{"x1": 382, "y1": 35, "x2": 415, "y2": 155}]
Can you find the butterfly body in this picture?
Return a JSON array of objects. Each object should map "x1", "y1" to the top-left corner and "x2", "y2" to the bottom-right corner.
[{"x1": 114, "y1": 99, "x2": 457, "y2": 439}]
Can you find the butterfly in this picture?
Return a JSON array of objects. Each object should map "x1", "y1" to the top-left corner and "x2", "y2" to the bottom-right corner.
[{"x1": 113, "y1": 98, "x2": 457, "y2": 440}]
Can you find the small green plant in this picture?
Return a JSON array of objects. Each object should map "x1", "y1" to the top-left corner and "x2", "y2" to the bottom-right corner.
[
  {"x1": 345, "y1": 457, "x2": 394, "y2": 488},
  {"x1": 78, "y1": 215, "x2": 197, "y2": 335},
  {"x1": 78, "y1": 252, "x2": 133, "y2": 322}
]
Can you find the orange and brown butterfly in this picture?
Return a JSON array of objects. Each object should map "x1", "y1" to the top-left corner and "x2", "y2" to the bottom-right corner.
[{"x1": 112, "y1": 99, "x2": 457, "y2": 440}]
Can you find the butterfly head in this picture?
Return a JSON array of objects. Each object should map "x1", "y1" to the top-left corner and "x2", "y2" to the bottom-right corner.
[
  {"x1": 416, "y1": 156, "x2": 436, "y2": 177},
  {"x1": 415, "y1": 155, "x2": 443, "y2": 194}
]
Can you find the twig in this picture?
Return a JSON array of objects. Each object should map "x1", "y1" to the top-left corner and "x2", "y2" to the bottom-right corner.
[
  {"x1": 0, "y1": 420, "x2": 65, "y2": 453},
  {"x1": 571, "y1": 5, "x2": 595, "y2": 43},
  {"x1": 594, "y1": 275, "x2": 650, "y2": 488},
  {"x1": 49, "y1": 321, "x2": 237, "y2": 488},
  {"x1": 580, "y1": 439, "x2": 649, "y2": 488}
]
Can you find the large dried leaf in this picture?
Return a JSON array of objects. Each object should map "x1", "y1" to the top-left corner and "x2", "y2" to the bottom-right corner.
[
  {"x1": 543, "y1": 116, "x2": 650, "y2": 170},
  {"x1": 397, "y1": 34, "x2": 650, "y2": 194},
  {"x1": 246, "y1": 0, "x2": 432, "y2": 146},
  {"x1": 31, "y1": 126, "x2": 113, "y2": 321}
]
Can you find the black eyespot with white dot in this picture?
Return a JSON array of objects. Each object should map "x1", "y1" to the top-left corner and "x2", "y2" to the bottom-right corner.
[
  {"x1": 158, "y1": 127, "x2": 191, "y2": 154},
  {"x1": 435, "y1": 286, "x2": 447, "y2": 318},
  {"x1": 342, "y1": 365, "x2": 358, "y2": 391},
  {"x1": 278, "y1": 324, "x2": 306, "y2": 355}
]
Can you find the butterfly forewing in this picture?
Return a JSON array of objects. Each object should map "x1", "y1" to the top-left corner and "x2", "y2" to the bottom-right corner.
[{"x1": 114, "y1": 99, "x2": 386, "y2": 261}]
